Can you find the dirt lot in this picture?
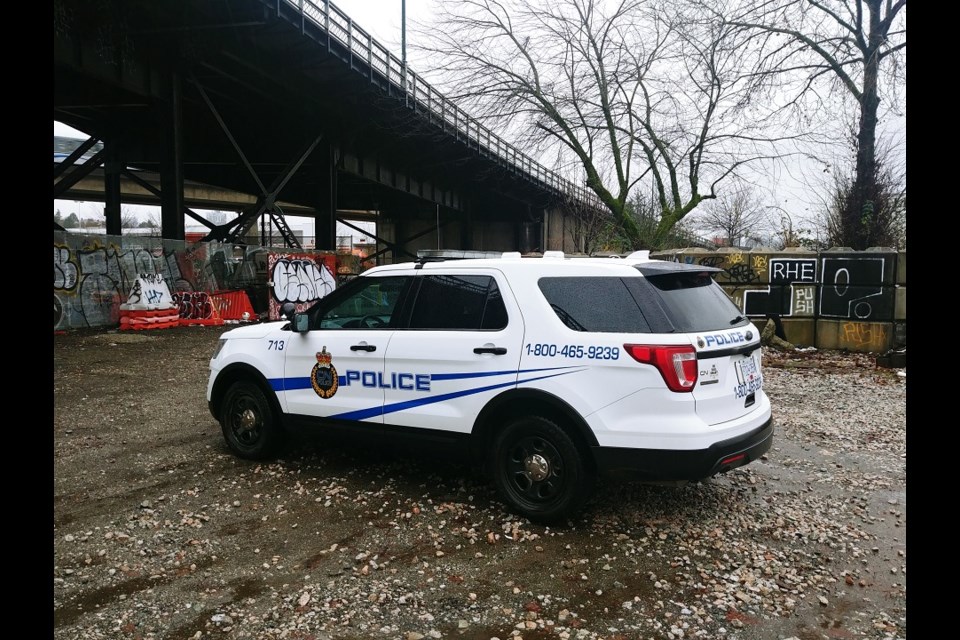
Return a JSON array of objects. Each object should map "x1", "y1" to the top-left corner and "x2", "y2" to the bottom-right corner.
[{"x1": 54, "y1": 325, "x2": 906, "y2": 640}]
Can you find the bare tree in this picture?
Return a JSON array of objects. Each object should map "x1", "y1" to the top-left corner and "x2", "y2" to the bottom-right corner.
[
  {"x1": 721, "y1": 0, "x2": 906, "y2": 249},
  {"x1": 560, "y1": 193, "x2": 619, "y2": 254},
  {"x1": 818, "y1": 138, "x2": 905, "y2": 249},
  {"x1": 138, "y1": 211, "x2": 162, "y2": 230},
  {"x1": 418, "y1": 0, "x2": 796, "y2": 249},
  {"x1": 121, "y1": 207, "x2": 140, "y2": 229},
  {"x1": 691, "y1": 183, "x2": 768, "y2": 247}
]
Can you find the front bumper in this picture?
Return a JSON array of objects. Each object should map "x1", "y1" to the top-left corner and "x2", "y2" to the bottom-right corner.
[{"x1": 591, "y1": 416, "x2": 773, "y2": 482}]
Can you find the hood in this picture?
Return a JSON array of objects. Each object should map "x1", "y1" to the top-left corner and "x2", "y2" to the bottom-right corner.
[{"x1": 218, "y1": 321, "x2": 287, "y2": 340}]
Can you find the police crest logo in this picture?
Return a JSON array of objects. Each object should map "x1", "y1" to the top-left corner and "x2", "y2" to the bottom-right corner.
[{"x1": 311, "y1": 346, "x2": 339, "y2": 399}]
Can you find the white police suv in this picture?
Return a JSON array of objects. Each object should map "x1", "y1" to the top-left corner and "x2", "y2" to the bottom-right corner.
[{"x1": 207, "y1": 251, "x2": 773, "y2": 522}]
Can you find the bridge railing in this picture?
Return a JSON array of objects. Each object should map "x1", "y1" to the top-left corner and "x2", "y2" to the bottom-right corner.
[{"x1": 285, "y1": 0, "x2": 603, "y2": 210}]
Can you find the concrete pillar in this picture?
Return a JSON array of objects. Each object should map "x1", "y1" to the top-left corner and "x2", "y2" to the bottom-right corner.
[
  {"x1": 313, "y1": 142, "x2": 338, "y2": 250},
  {"x1": 160, "y1": 72, "x2": 185, "y2": 240},
  {"x1": 104, "y1": 140, "x2": 123, "y2": 236}
]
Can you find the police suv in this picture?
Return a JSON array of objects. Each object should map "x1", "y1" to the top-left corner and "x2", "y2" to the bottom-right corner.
[{"x1": 207, "y1": 250, "x2": 773, "y2": 522}]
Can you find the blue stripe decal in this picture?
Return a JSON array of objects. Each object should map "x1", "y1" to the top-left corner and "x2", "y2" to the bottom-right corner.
[
  {"x1": 431, "y1": 365, "x2": 580, "y2": 381},
  {"x1": 330, "y1": 367, "x2": 587, "y2": 421},
  {"x1": 270, "y1": 377, "x2": 312, "y2": 391},
  {"x1": 272, "y1": 366, "x2": 581, "y2": 391}
]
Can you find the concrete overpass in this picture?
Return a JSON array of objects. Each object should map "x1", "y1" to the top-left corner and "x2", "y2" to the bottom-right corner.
[{"x1": 54, "y1": 0, "x2": 603, "y2": 259}]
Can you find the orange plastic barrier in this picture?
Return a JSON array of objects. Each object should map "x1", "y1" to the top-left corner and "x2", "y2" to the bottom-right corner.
[
  {"x1": 210, "y1": 290, "x2": 257, "y2": 322},
  {"x1": 119, "y1": 307, "x2": 181, "y2": 331}
]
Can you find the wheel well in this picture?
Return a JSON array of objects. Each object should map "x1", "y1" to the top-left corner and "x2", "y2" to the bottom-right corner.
[
  {"x1": 210, "y1": 364, "x2": 283, "y2": 426},
  {"x1": 471, "y1": 390, "x2": 598, "y2": 471}
]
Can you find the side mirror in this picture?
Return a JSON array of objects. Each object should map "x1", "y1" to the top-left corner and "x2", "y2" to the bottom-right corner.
[{"x1": 280, "y1": 302, "x2": 309, "y2": 333}]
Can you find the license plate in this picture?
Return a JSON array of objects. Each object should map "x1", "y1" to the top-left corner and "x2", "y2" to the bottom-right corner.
[
  {"x1": 733, "y1": 354, "x2": 762, "y2": 399},
  {"x1": 736, "y1": 354, "x2": 759, "y2": 384}
]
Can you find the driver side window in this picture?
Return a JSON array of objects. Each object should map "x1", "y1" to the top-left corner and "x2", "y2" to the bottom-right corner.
[{"x1": 314, "y1": 276, "x2": 408, "y2": 329}]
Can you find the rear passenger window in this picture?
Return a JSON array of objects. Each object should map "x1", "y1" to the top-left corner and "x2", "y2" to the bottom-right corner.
[
  {"x1": 409, "y1": 275, "x2": 508, "y2": 330},
  {"x1": 539, "y1": 277, "x2": 652, "y2": 333}
]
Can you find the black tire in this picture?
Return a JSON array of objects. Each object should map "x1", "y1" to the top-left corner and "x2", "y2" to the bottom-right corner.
[
  {"x1": 220, "y1": 381, "x2": 284, "y2": 460},
  {"x1": 491, "y1": 416, "x2": 594, "y2": 524}
]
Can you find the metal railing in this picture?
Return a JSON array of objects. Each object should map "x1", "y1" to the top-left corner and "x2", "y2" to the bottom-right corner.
[{"x1": 282, "y1": 0, "x2": 603, "y2": 210}]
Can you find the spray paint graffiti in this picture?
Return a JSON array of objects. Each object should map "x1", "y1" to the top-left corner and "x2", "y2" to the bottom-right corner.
[
  {"x1": 54, "y1": 295, "x2": 64, "y2": 327},
  {"x1": 655, "y1": 249, "x2": 902, "y2": 352},
  {"x1": 54, "y1": 246, "x2": 78, "y2": 290},
  {"x1": 743, "y1": 258, "x2": 817, "y2": 317},
  {"x1": 820, "y1": 257, "x2": 892, "y2": 320},
  {"x1": 128, "y1": 273, "x2": 170, "y2": 306},
  {"x1": 53, "y1": 236, "x2": 206, "y2": 329},
  {"x1": 272, "y1": 258, "x2": 336, "y2": 303},
  {"x1": 173, "y1": 291, "x2": 215, "y2": 320},
  {"x1": 751, "y1": 254, "x2": 768, "y2": 278},
  {"x1": 697, "y1": 256, "x2": 725, "y2": 269},
  {"x1": 792, "y1": 286, "x2": 816, "y2": 316},
  {"x1": 840, "y1": 322, "x2": 887, "y2": 350},
  {"x1": 267, "y1": 253, "x2": 338, "y2": 320},
  {"x1": 54, "y1": 234, "x2": 350, "y2": 329}
]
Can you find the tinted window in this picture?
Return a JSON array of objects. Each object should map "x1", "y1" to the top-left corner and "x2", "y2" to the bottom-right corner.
[
  {"x1": 481, "y1": 280, "x2": 508, "y2": 329},
  {"x1": 641, "y1": 272, "x2": 746, "y2": 332},
  {"x1": 538, "y1": 277, "x2": 652, "y2": 333},
  {"x1": 409, "y1": 275, "x2": 508, "y2": 330},
  {"x1": 313, "y1": 276, "x2": 408, "y2": 329}
]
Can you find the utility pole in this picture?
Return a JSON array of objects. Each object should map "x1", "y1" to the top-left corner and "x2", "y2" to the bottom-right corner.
[{"x1": 401, "y1": 0, "x2": 407, "y2": 97}]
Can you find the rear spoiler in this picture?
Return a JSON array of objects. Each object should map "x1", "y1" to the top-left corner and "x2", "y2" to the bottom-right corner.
[{"x1": 633, "y1": 261, "x2": 721, "y2": 276}]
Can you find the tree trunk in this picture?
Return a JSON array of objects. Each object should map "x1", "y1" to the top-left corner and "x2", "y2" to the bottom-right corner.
[{"x1": 846, "y1": 0, "x2": 884, "y2": 250}]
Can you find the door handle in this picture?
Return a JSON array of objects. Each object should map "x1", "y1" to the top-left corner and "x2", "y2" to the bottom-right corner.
[
  {"x1": 474, "y1": 347, "x2": 507, "y2": 355},
  {"x1": 350, "y1": 344, "x2": 376, "y2": 352}
]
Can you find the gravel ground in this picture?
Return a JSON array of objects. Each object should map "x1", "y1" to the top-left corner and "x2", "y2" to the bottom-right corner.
[{"x1": 53, "y1": 326, "x2": 906, "y2": 640}]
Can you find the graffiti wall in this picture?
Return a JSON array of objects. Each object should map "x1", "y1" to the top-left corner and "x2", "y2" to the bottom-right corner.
[
  {"x1": 651, "y1": 248, "x2": 905, "y2": 353},
  {"x1": 56, "y1": 234, "x2": 905, "y2": 353},
  {"x1": 54, "y1": 232, "x2": 342, "y2": 330},
  {"x1": 266, "y1": 252, "x2": 338, "y2": 321}
]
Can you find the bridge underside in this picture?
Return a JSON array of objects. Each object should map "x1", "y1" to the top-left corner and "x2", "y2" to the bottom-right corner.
[{"x1": 53, "y1": 0, "x2": 583, "y2": 258}]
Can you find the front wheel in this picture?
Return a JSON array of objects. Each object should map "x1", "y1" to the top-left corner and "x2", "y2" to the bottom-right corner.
[
  {"x1": 220, "y1": 381, "x2": 285, "y2": 460},
  {"x1": 491, "y1": 416, "x2": 594, "y2": 524}
]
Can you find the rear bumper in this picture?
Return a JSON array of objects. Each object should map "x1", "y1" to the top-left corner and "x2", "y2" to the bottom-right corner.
[{"x1": 591, "y1": 416, "x2": 773, "y2": 482}]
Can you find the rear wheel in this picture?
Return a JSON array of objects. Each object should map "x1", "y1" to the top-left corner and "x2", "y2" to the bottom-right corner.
[
  {"x1": 220, "y1": 381, "x2": 284, "y2": 460},
  {"x1": 491, "y1": 416, "x2": 593, "y2": 523}
]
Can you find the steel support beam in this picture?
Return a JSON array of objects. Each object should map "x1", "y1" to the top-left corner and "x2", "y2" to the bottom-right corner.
[
  {"x1": 365, "y1": 217, "x2": 452, "y2": 263},
  {"x1": 54, "y1": 136, "x2": 100, "y2": 181},
  {"x1": 315, "y1": 143, "x2": 337, "y2": 250},
  {"x1": 121, "y1": 169, "x2": 216, "y2": 228},
  {"x1": 104, "y1": 141, "x2": 123, "y2": 236},
  {"x1": 192, "y1": 74, "x2": 319, "y2": 249},
  {"x1": 160, "y1": 72, "x2": 185, "y2": 240},
  {"x1": 53, "y1": 149, "x2": 106, "y2": 199}
]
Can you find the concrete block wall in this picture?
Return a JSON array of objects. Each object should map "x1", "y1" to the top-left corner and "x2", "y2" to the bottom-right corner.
[
  {"x1": 54, "y1": 231, "x2": 906, "y2": 353},
  {"x1": 650, "y1": 247, "x2": 905, "y2": 353}
]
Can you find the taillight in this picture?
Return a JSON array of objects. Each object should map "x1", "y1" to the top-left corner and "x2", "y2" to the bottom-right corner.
[{"x1": 623, "y1": 344, "x2": 698, "y2": 392}]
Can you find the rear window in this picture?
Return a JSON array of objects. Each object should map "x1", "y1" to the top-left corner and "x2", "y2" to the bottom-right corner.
[
  {"x1": 638, "y1": 272, "x2": 747, "y2": 332},
  {"x1": 538, "y1": 277, "x2": 652, "y2": 332},
  {"x1": 539, "y1": 273, "x2": 746, "y2": 333}
]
